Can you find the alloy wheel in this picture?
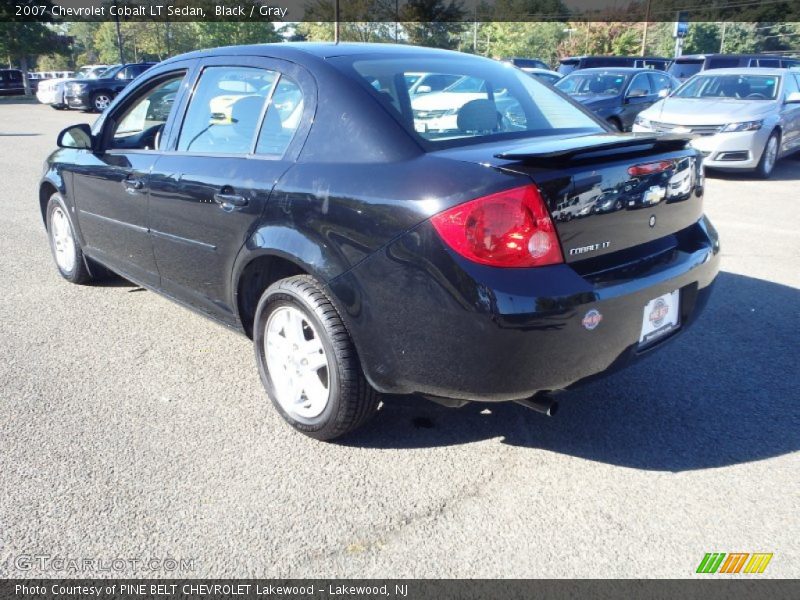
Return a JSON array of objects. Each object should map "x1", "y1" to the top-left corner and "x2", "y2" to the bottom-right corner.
[
  {"x1": 94, "y1": 94, "x2": 111, "y2": 111},
  {"x1": 264, "y1": 305, "x2": 331, "y2": 420},
  {"x1": 50, "y1": 206, "x2": 76, "y2": 273}
]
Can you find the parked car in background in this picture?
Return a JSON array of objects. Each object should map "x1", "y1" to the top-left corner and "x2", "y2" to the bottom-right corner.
[
  {"x1": 633, "y1": 68, "x2": 800, "y2": 178},
  {"x1": 41, "y1": 43, "x2": 719, "y2": 440},
  {"x1": 558, "y1": 56, "x2": 670, "y2": 75},
  {"x1": 404, "y1": 71, "x2": 461, "y2": 95},
  {"x1": 668, "y1": 54, "x2": 800, "y2": 81},
  {"x1": 523, "y1": 68, "x2": 563, "y2": 85},
  {"x1": 0, "y1": 69, "x2": 26, "y2": 95},
  {"x1": 502, "y1": 57, "x2": 551, "y2": 71},
  {"x1": 65, "y1": 62, "x2": 155, "y2": 112},
  {"x1": 556, "y1": 67, "x2": 679, "y2": 131},
  {"x1": 37, "y1": 65, "x2": 109, "y2": 110}
]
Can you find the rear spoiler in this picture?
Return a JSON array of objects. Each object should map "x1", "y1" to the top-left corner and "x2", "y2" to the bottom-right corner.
[{"x1": 495, "y1": 133, "x2": 691, "y2": 163}]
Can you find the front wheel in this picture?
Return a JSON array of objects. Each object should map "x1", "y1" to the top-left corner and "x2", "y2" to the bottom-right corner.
[
  {"x1": 46, "y1": 193, "x2": 92, "y2": 284},
  {"x1": 755, "y1": 131, "x2": 779, "y2": 179},
  {"x1": 253, "y1": 275, "x2": 379, "y2": 441},
  {"x1": 91, "y1": 92, "x2": 112, "y2": 112}
]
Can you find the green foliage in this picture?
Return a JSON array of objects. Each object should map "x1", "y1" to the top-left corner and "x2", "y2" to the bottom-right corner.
[
  {"x1": 401, "y1": 0, "x2": 467, "y2": 49},
  {"x1": 480, "y1": 22, "x2": 568, "y2": 66}
]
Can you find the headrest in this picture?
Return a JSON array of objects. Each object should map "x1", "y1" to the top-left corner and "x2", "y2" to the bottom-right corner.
[{"x1": 457, "y1": 99, "x2": 499, "y2": 133}]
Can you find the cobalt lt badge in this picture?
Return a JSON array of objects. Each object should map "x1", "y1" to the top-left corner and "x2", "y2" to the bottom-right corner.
[{"x1": 582, "y1": 309, "x2": 603, "y2": 330}]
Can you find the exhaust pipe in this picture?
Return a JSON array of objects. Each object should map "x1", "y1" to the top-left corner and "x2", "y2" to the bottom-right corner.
[{"x1": 515, "y1": 394, "x2": 559, "y2": 417}]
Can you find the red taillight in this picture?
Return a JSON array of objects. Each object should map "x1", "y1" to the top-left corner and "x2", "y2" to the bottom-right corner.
[
  {"x1": 430, "y1": 184, "x2": 563, "y2": 268},
  {"x1": 627, "y1": 160, "x2": 674, "y2": 177}
]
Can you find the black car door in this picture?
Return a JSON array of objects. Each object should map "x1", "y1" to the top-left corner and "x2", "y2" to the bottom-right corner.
[
  {"x1": 147, "y1": 56, "x2": 314, "y2": 322},
  {"x1": 621, "y1": 72, "x2": 656, "y2": 130},
  {"x1": 71, "y1": 65, "x2": 193, "y2": 286}
]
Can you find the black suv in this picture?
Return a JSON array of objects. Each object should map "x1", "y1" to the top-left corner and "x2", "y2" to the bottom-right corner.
[
  {"x1": 0, "y1": 69, "x2": 25, "y2": 95},
  {"x1": 65, "y1": 63, "x2": 155, "y2": 112}
]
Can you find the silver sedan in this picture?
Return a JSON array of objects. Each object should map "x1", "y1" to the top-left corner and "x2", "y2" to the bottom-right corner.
[{"x1": 633, "y1": 68, "x2": 800, "y2": 178}]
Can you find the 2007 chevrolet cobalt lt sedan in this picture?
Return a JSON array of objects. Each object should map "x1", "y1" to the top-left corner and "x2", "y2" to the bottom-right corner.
[{"x1": 40, "y1": 43, "x2": 720, "y2": 440}]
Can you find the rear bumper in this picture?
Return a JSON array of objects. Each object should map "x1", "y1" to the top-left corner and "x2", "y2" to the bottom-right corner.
[{"x1": 329, "y1": 216, "x2": 720, "y2": 402}]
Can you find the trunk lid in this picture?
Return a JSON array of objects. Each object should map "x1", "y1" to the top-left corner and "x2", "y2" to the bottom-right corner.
[{"x1": 435, "y1": 133, "x2": 704, "y2": 264}]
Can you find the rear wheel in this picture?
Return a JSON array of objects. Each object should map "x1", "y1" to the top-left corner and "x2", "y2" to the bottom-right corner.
[
  {"x1": 755, "y1": 131, "x2": 779, "y2": 179},
  {"x1": 253, "y1": 275, "x2": 378, "y2": 441},
  {"x1": 46, "y1": 193, "x2": 92, "y2": 284}
]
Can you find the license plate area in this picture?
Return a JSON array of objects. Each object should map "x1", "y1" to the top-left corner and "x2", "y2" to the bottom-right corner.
[{"x1": 639, "y1": 289, "x2": 681, "y2": 347}]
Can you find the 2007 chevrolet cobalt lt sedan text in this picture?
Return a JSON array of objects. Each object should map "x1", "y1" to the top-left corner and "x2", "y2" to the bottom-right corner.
[{"x1": 40, "y1": 43, "x2": 720, "y2": 440}]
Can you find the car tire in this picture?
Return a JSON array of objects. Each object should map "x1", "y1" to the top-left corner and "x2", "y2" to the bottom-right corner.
[
  {"x1": 253, "y1": 275, "x2": 379, "y2": 441},
  {"x1": 46, "y1": 193, "x2": 92, "y2": 284},
  {"x1": 91, "y1": 92, "x2": 112, "y2": 112},
  {"x1": 755, "y1": 131, "x2": 780, "y2": 179}
]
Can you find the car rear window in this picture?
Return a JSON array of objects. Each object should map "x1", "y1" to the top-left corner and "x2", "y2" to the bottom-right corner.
[
  {"x1": 331, "y1": 55, "x2": 602, "y2": 148},
  {"x1": 668, "y1": 60, "x2": 703, "y2": 79}
]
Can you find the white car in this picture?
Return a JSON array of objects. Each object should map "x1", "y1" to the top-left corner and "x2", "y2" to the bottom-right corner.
[
  {"x1": 411, "y1": 76, "x2": 508, "y2": 134},
  {"x1": 36, "y1": 65, "x2": 108, "y2": 109},
  {"x1": 633, "y1": 68, "x2": 800, "y2": 178}
]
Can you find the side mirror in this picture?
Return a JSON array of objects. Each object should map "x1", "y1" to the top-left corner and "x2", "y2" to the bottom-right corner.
[
  {"x1": 626, "y1": 88, "x2": 648, "y2": 99},
  {"x1": 57, "y1": 123, "x2": 94, "y2": 150},
  {"x1": 785, "y1": 91, "x2": 800, "y2": 104},
  {"x1": 416, "y1": 85, "x2": 432, "y2": 94},
  {"x1": 658, "y1": 88, "x2": 670, "y2": 98}
]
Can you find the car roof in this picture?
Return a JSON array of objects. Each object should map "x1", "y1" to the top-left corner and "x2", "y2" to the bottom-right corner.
[
  {"x1": 676, "y1": 53, "x2": 786, "y2": 60},
  {"x1": 564, "y1": 67, "x2": 663, "y2": 74},
  {"x1": 162, "y1": 42, "x2": 471, "y2": 66},
  {"x1": 690, "y1": 67, "x2": 788, "y2": 76}
]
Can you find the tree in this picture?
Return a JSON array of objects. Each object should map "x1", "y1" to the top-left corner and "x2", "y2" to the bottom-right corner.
[
  {"x1": 0, "y1": 1, "x2": 69, "y2": 94},
  {"x1": 480, "y1": 22, "x2": 568, "y2": 65},
  {"x1": 400, "y1": 0, "x2": 467, "y2": 49}
]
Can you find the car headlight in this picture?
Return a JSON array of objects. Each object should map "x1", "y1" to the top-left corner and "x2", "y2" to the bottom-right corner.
[
  {"x1": 634, "y1": 115, "x2": 651, "y2": 129},
  {"x1": 721, "y1": 120, "x2": 763, "y2": 133}
]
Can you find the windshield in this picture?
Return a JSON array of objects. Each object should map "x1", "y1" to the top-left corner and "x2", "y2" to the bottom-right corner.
[
  {"x1": 668, "y1": 60, "x2": 703, "y2": 80},
  {"x1": 331, "y1": 55, "x2": 602, "y2": 147},
  {"x1": 674, "y1": 74, "x2": 780, "y2": 100},
  {"x1": 97, "y1": 65, "x2": 121, "y2": 79},
  {"x1": 556, "y1": 72, "x2": 629, "y2": 96}
]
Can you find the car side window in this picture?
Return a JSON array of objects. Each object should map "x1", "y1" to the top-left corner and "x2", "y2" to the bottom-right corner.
[
  {"x1": 177, "y1": 66, "x2": 277, "y2": 155},
  {"x1": 108, "y1": 72, "x2": 186, "y2": 151},
  {"x1": 784, "y1": 74, "x2": 799, "y2": 99},
  {"x1": 629, "y1": 73, "x2": 653, "y2": 96},
  {"x1": 649, "y1": 73, "x2": 672, "y2": 93},
  {"x1": 255, "y1": 76, "x2": 304, "y2": 157}
]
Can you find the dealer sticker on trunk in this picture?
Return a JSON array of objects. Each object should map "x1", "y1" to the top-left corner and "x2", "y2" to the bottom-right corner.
[{"x1": 639, "y1": 290, "x2": 680, "y2": 346}]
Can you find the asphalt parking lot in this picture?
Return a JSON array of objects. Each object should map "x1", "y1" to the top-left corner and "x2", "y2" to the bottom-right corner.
[{"x1": 0, "y1": 101, "x2": 798, "y2": 579}]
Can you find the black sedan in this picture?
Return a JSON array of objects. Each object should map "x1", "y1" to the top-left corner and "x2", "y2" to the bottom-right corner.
[
  {"x1": 64, "y1": 62, "x2": 155, "y2": 112},
  {"x1": 40, "y1": 43, "x2": 719, "y2": 440},
  {"x1": 556, "y1": 67, "x2": 679, "y2": 131}
]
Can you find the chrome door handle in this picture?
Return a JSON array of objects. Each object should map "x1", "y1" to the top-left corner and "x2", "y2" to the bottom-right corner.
[
  {"x1": 213, "y1": 192, "x2": 248, "y2": 208},
  {"x1": 123, "y1": 178, "x2": 145, "y2": 193}
]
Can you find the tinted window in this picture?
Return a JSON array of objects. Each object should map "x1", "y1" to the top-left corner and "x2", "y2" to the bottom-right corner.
[
  {"x1": 668, "y1": 60, "x2": 703, "y2": 79},
  {"x1": 649, "y1": 72, "x2": 673, "y2": 92},
  {"x1": 255, "y1": 76, "x2": 303, "y2": 157},
  {"x1": 335, "y1": 56, "x2": 602, "y2": 147},
  {"x1": 556, "y1": 72, "x2": 629, "y2": 95},
  {"x1": 177, "y1": 66, "x2": 277, "y2": 154},
  {"x1": 110, "y1": 73, "x2": 185, "y2": 150},
  {"x1": 628, "y1": 73, "x2": 653, "y2": 95},
  {"x1": 756, "y1": 59, "x2": 780, "y2": 68},
  {"x1": 707, "y1": 57, "x2": 740, "y2": 69}
]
